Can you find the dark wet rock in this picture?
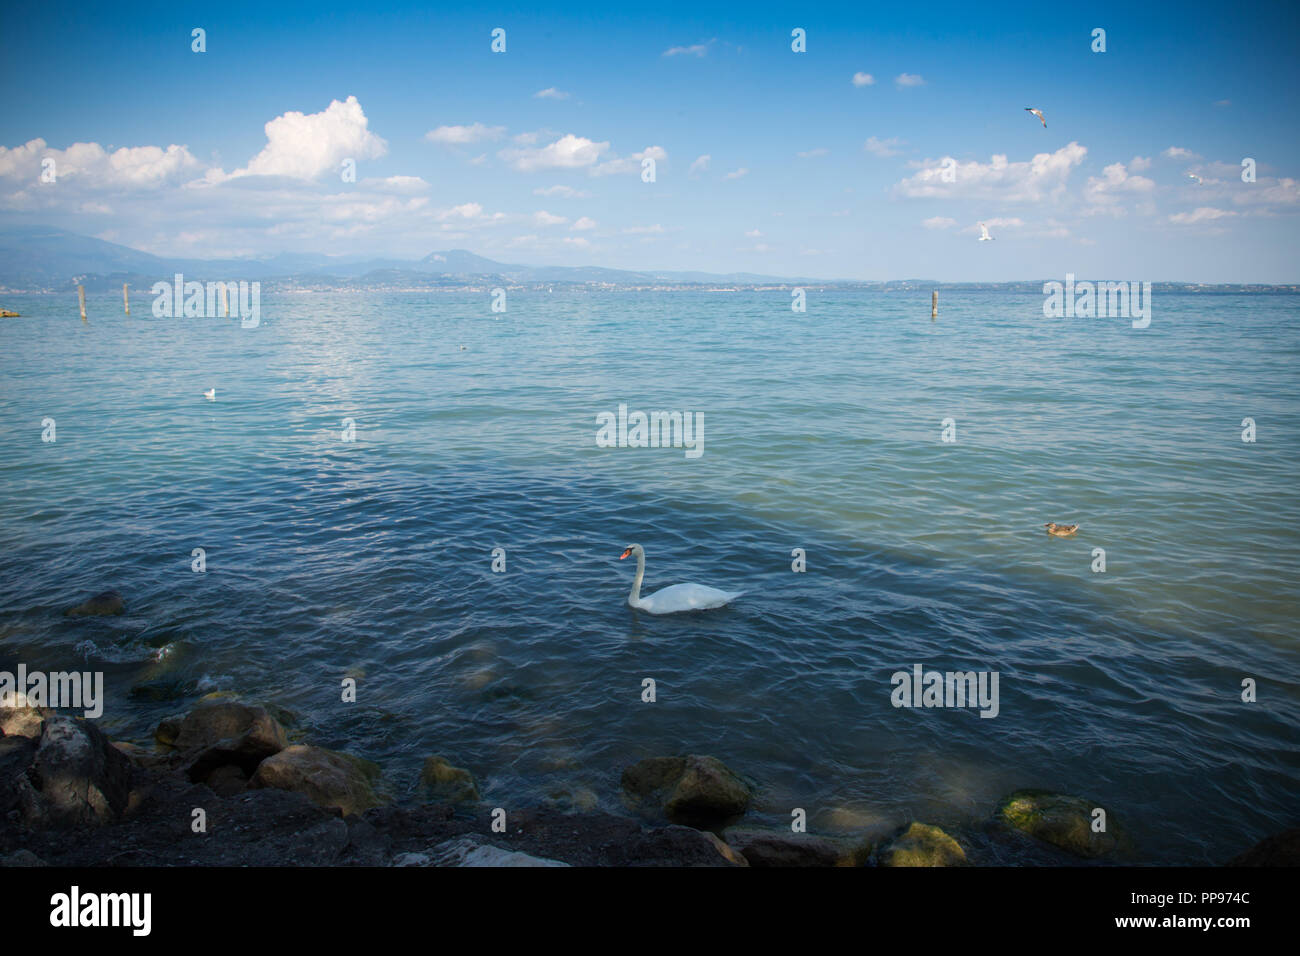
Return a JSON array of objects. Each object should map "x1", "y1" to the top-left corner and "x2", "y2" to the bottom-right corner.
[
  {"x1": 996, "y1": 789, "x2": 1129, "y2": 859},
  {"x1": 419, "y1": 756, "x2": 479, "y2": 804},
  {"x1": 725, "y1": 826, "x2": 867, "y2": 866},
  {"x1": 167, "y1": 700, "x2": 288, "y2": 779},
  {"x1": 876, "y1": 822, "x2": 968, "y2": 867},
  {"x1": 621, "y1": 754, "x2": 753, "y2": 828},
  {"x1": 703, "y1": 831, "x2": 749, "y2": 866},
  {"x1": 0, "y1": 735, "x2": 39, "y2": 816},
  {"x1": 251, "y1": 745, "x2": 384, "y2": 817},
  {"x1": 24, "y1": 717, "x2": 133, "y2": 827},
  {"x1": 1, "y1": 849, "x2": 47, "y2": 866},
  {"x1": 0, "y1": 692, "x2": 52, "y2": 738},
  {"x1": 543, "y1": 784, "x2": 599, "y2": 813},
  {"x1": 204, "y1": 763, "x2": 249, "y2": 797},
  {"x1": 1227, "y1": 828, "x2": 1300, "y2": 866},
  {"x1": 64, "y1": 589, "x2": 125, "y2": 617},
  {"x1": 425, "y1": 833, "x2": 570, "y2": 867}
]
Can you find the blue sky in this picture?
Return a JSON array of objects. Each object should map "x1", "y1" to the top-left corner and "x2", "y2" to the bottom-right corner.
[{"x1": 2, "y1": 0, "x2": 1297, "y2": 280}]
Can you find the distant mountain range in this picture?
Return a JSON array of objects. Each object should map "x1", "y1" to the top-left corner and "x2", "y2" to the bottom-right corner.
[
  {"x1": 0, "y1": 225, "x2": 817, "y2": 291},
  {"x1": 0, "y1": 225, "x2": 1294, "y2": 293}
]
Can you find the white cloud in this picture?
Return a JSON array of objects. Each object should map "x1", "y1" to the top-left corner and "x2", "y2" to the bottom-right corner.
[
  {"x1": 237, "y1": 96, "x2": 387, "y2": 179},
  {"x1": 1169, "y1": 206, "x2": 1236, "y2": 224},
  {"x1": 534, "y1": 88, "x2": 570, "y2": 100},
  {"x1": 724, "y1": 167, "x2": 749, "y2": 180},
  {"x1": 1163, "y1": 146, "x2": 1201, "y2": 160},
  {"x1": 534, "y1": 210, "x2": 567, "y2": 226},
  {"x1": 689, "y1": 154, "x2": 711, "y2": 175},
  {"x1": 591, "y1": 145, "x2": 666, "y2": 177},
  {"x1": 863, "y1": 136, "x2": 903, "y2": 158},
  {"x1": 895, "y1": 73, "x2": 925, "y2": 88},
  {"x1": 624, "y1": 224, "x2": 665, "y2": 234},
  {"x1": 0, "y1": 138, "x2": 203, "y2": 187},
  {"x1": 893, "y1": 142, "x2": 1088, "y2": 202},
  {"x1": 745, "y1": 229, "x2": 764, "y2": 237},
  {"x1": 571, "y1": 216, "x2": 597, "y2": 231},
  {"x1": 852, "y1": 72, "x2": 875, "y2": 87},
  {"x1": 797, "y1": 148, "x2": 829, "y2": 158},
  {"x1": 533, "y1": 184, "x2": 591, "y2": 198},
  {"x1": 1128, "y1": 156, "x2": 1152, "y2": 172},
  {"x1": 663, "y1": 39, "x2": 714, "y2": 57},
  {"x1": 1085, "y1": 161, "x2": 1155, "y2": 210},
  {"x1": 499, "y1": 134, "x2": 610, "y2": 172},
  {"x1": 922, "y1": 216, "x2": 956, "y2": 229},
  {"x1": 425, "y1": 123, "x2": 507, "y2": 145}
]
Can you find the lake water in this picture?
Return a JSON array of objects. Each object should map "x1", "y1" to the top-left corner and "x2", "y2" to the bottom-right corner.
[{"x1": 1, "y1": 287, "x2": 1296, "y2": 864}]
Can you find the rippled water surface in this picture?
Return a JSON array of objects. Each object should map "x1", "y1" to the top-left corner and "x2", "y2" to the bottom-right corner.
[{"x1": 1, "y1": 288, "x2": 1297, "y2": 863}]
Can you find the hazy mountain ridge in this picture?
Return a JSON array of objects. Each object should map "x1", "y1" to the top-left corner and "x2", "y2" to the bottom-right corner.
[{"x1": 0, "y1": 226, "x2": 1295, "y2": 294}]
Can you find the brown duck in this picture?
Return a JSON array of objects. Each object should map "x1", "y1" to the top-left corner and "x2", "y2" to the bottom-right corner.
[{"x1": 1044, "y1": 523, "x2": 1079, "y2": 537}]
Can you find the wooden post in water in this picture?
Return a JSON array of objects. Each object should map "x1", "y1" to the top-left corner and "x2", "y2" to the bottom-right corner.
[
  {"x1": 931, "y1": 290, "x2": 938, "y2": 320},
  {"x1": 78, "y1": 285, "x2": 87, "y2": 323},
  {"x1": 222, "y1": 284, "x2": 229, "y2": 317},
  {"x1": 123, "y1": 283, "x2": 130, "y2": 315}
]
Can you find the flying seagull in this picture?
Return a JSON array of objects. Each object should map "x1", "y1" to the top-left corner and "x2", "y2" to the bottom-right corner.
[
  {"x1": 1187, "y1": 173, "x2": 1203, "y2": 185},
  {"x1": 978, "y1": 222, "x2": 995, "y2": 241},
  {"x1": 1025, "y1": 107, "x2": 1046, "y2": 128}
]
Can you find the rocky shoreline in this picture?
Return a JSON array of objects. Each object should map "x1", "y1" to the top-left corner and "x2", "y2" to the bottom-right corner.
[{"x1": 1, "y1": 692, "x2": 1295, "y2": 867}]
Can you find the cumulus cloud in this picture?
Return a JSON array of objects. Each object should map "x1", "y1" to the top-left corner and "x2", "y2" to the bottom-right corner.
[
  {"x1": 571, "y1": 216, "x2": 597, "y2": 230},
  {"x1": 895, "y1": 73, "x2": 925, "y2": 88},
  {"x1": 0, "y1": 138, "x2": 203, "y2": 187},
  {"x1": 499, "y1": 134, "x2": 610, "y2": 171},
  {"x1": 1163, "y1": 146, "x2": 1201, "y2": 160},
  {"x1": 1084, "y1": 161, "x2": 1155, "y2": 211},
  {"x1": 534, "y1": 210, "x2": 567, "y2": 225},
  {"x1": 236, "y1": 96, "x2": 387, "y2": 179},
  {"x1": 893, "y1": 142, "x2": 1087, "y2": 202},
  {"x1": 689, "y1": 154, "x2": 711, "y2": 175},
  {"x1": 922, "y1": 216, "x2": 956, "y2": 229},
  {"x1": 852, "y1": 72, "x2": 875, "y2": 87},
  {"x1": 591, "y1": 145, "x2": 666, "y2": 177},
  {"x1": 425, "y1": 123, "x2": 506, "y2": 145}
]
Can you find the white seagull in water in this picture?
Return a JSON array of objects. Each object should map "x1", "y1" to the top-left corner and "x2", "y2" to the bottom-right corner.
[
  {"x1": 1025, "y1": 107, "x2": 1047, "y2": 128},
  {"x1": 203, "y1": 388, "x2": 216, "y2": 401},
  {"x1": 978, "y1": 222, "x2": 995, "y2": 241}
]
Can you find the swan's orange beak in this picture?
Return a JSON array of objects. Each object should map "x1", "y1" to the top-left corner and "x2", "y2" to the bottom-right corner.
[{"x1": 619, "y1": 547, "x2": 632, "y2": 560}]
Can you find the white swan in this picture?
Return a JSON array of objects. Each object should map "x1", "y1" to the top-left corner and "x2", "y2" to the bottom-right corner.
[{"x1": 619, "y1": 543, "x2": 742, "y2": 614}]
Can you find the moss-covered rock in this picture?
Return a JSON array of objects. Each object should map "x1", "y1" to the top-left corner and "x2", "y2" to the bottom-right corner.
[
  {"x1": 621, "y1": 754, "x2": 753, "y2": 827},
  {"x1": 419, "y1": 756, "x2": 480, "y2": 804},
  {"x1": 997, "y1": 789, "x2": 1128, "y2": 859},
  {"x1": 251, "y1": 744, "x2": 385, "y2": 817},
  {"x1": 876, "y1": 822, "x2": 968, "y2": 867}
]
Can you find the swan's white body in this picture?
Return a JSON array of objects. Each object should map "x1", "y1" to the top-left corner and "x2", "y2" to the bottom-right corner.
[
  {"x1": 620, "y1": 543, "x2": 742, "y2": 614},
  {"x1": 203, "y1": 388, "x2": 216, "y2": 401}
]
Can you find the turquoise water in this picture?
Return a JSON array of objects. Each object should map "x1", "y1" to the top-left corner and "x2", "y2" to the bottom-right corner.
[{"x1": 1, "y1": 288, "x2": 1297, "y2": 864}]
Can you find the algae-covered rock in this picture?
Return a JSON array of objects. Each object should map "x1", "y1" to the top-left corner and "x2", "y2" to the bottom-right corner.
[
  {"x1": 876, "y1": 822, "x2": 968, "y2": 867},
  {"x1": 997, "y1": 789, "x2": 1128, "y2": 859},
  {"x1": 419, "y1": 756, "x2": 480, "y2": 804},
  {"x1": 252, "y1": 744, "x2": 385, "y2": 817},
  {"x1": 621, "y1": 754, "x2": 753, "y2": 827}
]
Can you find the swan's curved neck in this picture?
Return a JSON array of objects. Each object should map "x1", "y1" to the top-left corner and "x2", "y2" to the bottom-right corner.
[{"x1": 628, "y1": 548, "x2": 645, "y2": 606}]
